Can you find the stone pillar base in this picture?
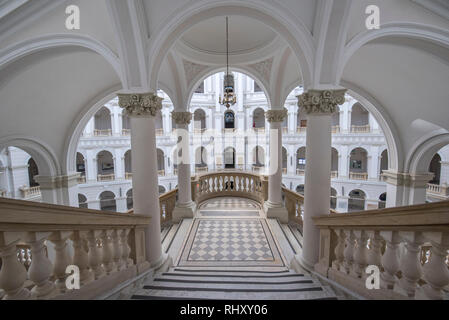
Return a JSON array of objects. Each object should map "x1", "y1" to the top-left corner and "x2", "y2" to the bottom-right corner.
[
  {"x1": 264, "y1": 201, "x2": 288, "y2": 223},
  {"x1": 172, "y1": 201, "x2": 197, "y2": 222}
]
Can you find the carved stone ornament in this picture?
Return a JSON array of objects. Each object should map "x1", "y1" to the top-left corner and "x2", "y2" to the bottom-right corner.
[
  {"x1": 297, "y1": 89, "x2": 347, "y2": 115},
  {"x1": 265, "y1": 108, "x2": 288, "y2": 123},
  {"x1": 172, "y1": 112, "x2": 192, "y2": 125},
  {"x1": 117, "y1": 93, "x2": 163, "y2": 118}
]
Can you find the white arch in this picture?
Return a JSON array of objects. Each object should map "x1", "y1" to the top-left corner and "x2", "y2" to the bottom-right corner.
[
  {"x1": 0, "y1": 135, "x2": 60, "y2": 176},
  {"x1": 0, "y1": 34, "x2": 123, "y2": 83},
  {"x1": 97, "y1": 190, "x2": 117, "y2": 201},
  {"x1": 148, "y1": 1, "x2": 314, "y2": 91},
  {"x1": 338, "y1": 23, "x2": 449, "y2": 82},
  {"x1": 406, "y1": 130, "x2": 449, "y2": 174}
]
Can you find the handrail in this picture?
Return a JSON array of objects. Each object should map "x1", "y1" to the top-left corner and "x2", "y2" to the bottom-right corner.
[
  {"x1": 192, "y1": 171, "x2": 267, "y2": 205},
  {"x1": 159, "y1": 189, "x2": 177, "y2": 227},
  {"x1": 312, "y1": 200, "x2": 449, "y2": 300},
  {"x1": 0, "y1": 197, "x2": 151, "y2": 300}
]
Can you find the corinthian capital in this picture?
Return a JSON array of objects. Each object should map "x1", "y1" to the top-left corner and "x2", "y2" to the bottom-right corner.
[
  {"x1": 172, "y1": 111, "x2": 192, "y2": 125},
  {"x1": 117, "y1": 93, "x2": 163, "y2": 118},
  {"x1": 265, "y1": 108, "x2": 288, "y2": 123},
  {"x1": 297, "y1": 89, "x2": 347, "y2": 115}
]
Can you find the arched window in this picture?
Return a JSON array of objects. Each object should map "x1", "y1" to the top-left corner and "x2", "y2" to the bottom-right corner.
[
  {"x1": 96, "y1": 151, "x2": 114, "y2": 180},
  {"x1": 159, "y1": 185, "x2": 166, "y2": 194},
  {"x1": 349, "y1": 148, "x2": 368, "y2": 180},
  {"x1": 124, "y1": 150, "x2": 132, "y2": 178},
  {"x1": 76, "y1": 153, "x2": 85, "y2": 177},
  {"x1": 380, "y1": 149, "x2": 388, "y2": 176},
  {"x1": 78, "y1": 194, "x2": 87, "y2": 209},
  {"x1": 330, "y1": 188, "x2": 337, "y2": 210},
  {"x1": 379, "y1": 192, "x2": 387, "y2": 209},
  {"x1": 194, "y1": 109, "x2": 206, "y2": 131},
  {"x1": 27, "y1": 158, "x2": 39, "y2": 187},
  {"x1": 348, "y1": 189, "x2": 366, "y2": 212},
  {"x1": 252, "y1": 146, "x2": 265, "y2": 167},
  {"x1": 351, "y1": 103, "x2": 369, "y2": 133},
  {"x1": 157, "y1": 149, "x2": 165, "y2": 176},
  {"x1": 126, "y1": 189, "x2": 133, "y2": 210},
  {"x1": 253, "y1": 108, "x2": 265, "y2": 130},
  {"x1": 331, "y1": 148, "x2": 339, "y2": 177},
  {"x1": 296, "y1": 184, "x2": 304, "y2": 195},
  {"x1": 94, "y1": 107, "x2": 112, "y2": 136},
  {"x1": 224, "y1": 147, "x2": 236, "y2": 169},
  {"x1": 429, "y1": 154, "x2": 441, "y2": 184},
  {"x1": 99, "y1": 191, "x2": 116, "y2": 212},
  {"x1": 282, "y1": 147, "x2": 288, "y2": 174},
  {"x1": 224, "y1": 110, "x2": 235, "y2": 129}
]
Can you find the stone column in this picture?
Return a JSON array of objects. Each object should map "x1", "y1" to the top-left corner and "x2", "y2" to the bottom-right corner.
[
  {"x1": 263, "y1": 109, "x2": 288, "y2": 223},
  {"x1": 34, "y1": 174, "x2": 80, "y2": 206},
  {"x1": 172, "y1": 112, "x2": 196, "y2": 222},
  {"x1": 117, "y1": 93, "x2": 166, "y2": 270},
  {"x1": 297, "y1": 89, "x2": 346, "y2": 269}
]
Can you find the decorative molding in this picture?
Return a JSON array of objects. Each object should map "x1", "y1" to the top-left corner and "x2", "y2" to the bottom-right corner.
[
  {"x1": 172, "y1": 112, "x2": 192, "y2": 125},
  {"x1": 265, "y1": 108, "x2": 288, "y2": 123},
  {"x1": 297, "y1": 89, "x2": 347, "y2": 115},
  {"x1": 382, "y1": 170, "x2": 434, "y2": 187},
  {"x1": 183, "y1": 59, "x2": 209, "y2": 85},
  {"x1": 248, "y1": 57, "x2": 273, "y2": 83},
  {"x1": 117, "y1": 93, "x2": 162, "y2": 118}
]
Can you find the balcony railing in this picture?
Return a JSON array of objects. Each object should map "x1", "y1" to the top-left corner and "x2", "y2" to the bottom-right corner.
[
  {"x1": 77, "y1": 176, "x2": 86, "y2": 184},
  {"x1": 94, "y1": 129, "x2": 112, "y2": 137},
  {"x1": 0, "y1": 197, "x2": 150, "y2": 300},
  {"x1": 351, "y1": 125, "x2": 371, "y2": 133},
  {"x1": 332, "y1": 125, "x2": 340, "y2": 134},
  {"x1": 313, "y1": 200, "x2": 449, "y2": 300},
  {"x1": 349, "y1": 172, "x2": 368, "y2": 181},
  {"x1": 19, "y1": 186, "x2": 41, "y2": 199},
  {"x1": 427, "y1": 183, "x2": 449, "y2": 197},
  {"x1": 296, "y1": 169, "x2": 305, "y2": 176},
  {"x1": 283, "y1": 187, "x2": 304, "y2": 226},
  {"x1": 297, "y1": 127, "x2": 307, "y2": 134},
  {"x1": 192, "y1": 171, "x2": 267, "y2": 205},
  {"x1": 195, "y1": 167, "x2": 208, "y2": 174},
  {"x1": 122, "y1": 129, "x2": 131, "y2": 136},
  {"x1": 97, "y1": 174, "x2": 115, "y2": 182},
  {"x1": 125, "y1": 172, "x2": 132, "y2": 180}
]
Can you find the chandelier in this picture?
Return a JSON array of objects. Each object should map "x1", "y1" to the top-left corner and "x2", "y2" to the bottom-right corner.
[{"x1": 219, "y1": 17, "x2": 236, "y2": 109}]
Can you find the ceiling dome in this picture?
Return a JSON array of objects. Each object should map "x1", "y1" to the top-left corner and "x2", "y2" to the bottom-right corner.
[{"x1": 181, "y1": 16, "x2": 277, "y2": 55}]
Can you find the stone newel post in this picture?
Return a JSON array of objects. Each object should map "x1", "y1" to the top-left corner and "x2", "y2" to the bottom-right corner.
[
  {"x1": 264, "y1": 108, "x2": 289, "y2": 223},
  {"x1": 297, "y1": 89, "x2": 346, "y2": 269},
  {"x1": 118, "y1": 93, "x2": 166, "y2": 269},
  {"x1": 172, "y1": 111, "x2": 196, "y2": 221}
]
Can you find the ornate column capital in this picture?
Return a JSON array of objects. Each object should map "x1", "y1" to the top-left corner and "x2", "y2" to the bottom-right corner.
[
  {"x1": 117, "y1": 93, "x2": 162, "y2": 118},
  {"x1": 297, "y1": 89, "x2": 347, "y2": 115},
  {"x1": 172, "y1": 111, "x2": 192, "y2": 125},
  {"x1": 265, "y1": 108, "x2": 288, "y2": 123}
]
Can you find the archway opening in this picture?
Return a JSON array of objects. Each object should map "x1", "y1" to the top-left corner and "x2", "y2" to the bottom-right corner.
[
  {"x1": 330, "y1": 188, "x2": 337, "y2": 210},
  {"x1": 348, "y1": 189, "x2": 366, "y2": 212},
  {"x1": 99, "y1": 191, "x2": 116, "y2": 212},
  {"x1": 351, "y1": 103, "x2": 369, "y2": 133},
  {"x1": 349, "y1": 148, "x2": 368, "y2": 180},
  {"x1": 224, "y1": 110, "x2": 235, "y2": 129},
  {"x1": 94, "y1": 107, "x2": 112, "y2": 136},
  {"x1": 194, "y1": 109, "x2": 207, "y2": 132},
  {"x1": 429, "y1": 153, "x2": 441, "y2": 185},
  {"x1": 253, "y1": 108, "x2": 265, "y2": 131},
  {"x1": 224, "y1": 147, "x2": 236, "y2": 169},
  {"x1": 78, "y1": 194, "x2": 87, "y2": 209},
  {"x1": 126, "y1": 189, "x2": 133, "y2": 210},
  {"x1": 96, "y1": 150, "x2": 114, "y2": 181}
]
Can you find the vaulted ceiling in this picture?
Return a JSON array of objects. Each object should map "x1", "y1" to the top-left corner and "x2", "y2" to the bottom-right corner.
[{"x1": 0, "y1": 0, "x2": 448, "y2": 176}]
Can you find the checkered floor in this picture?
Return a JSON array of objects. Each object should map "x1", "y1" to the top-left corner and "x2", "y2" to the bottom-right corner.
[
  {"x1": 199, "y1": 197, "x2": 260, "y2": 210},
  {"x1": 188, "y1": 220, "x2": 274, "y2": 261}
]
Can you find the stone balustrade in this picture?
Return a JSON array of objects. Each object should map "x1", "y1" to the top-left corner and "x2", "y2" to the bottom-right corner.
[
  {"x1": 332, "y1": 125, "x2": 340, "y2": 134},
  {"x1": 97, "y1": 174, "x2": 115, "y2": 182},
  {"x1": 77, "y1": 176, "x2": 86, "y2": 184},
  {"x1": 0, "y1": 197, "x2": 150, "y2": 300},
  {"x1": 192, "y1": 171, "x2": 267, "y2": 205},
  {"x1": 296, "y1": 169, "x2": 305, "y2": 176},
  {"x1": 351, "y1": 125, "x2": 371, "y2": 133},
  {"x1": 349, "y1": 172, "x2": 368, "y2": 181},
  {"x1": 159, "y1": 189, "x2": 177, "y2": 227},
  {"x1": 19, "y1": 186, "x2": 41, "y2": 199},
  {"x1": 427, "y1": 183, "x2": 449, "y2": 198},
  {"x1": 313, "y1": 200, "x2": 449, "y2": 300},
  {"x1": 283, "y1": 187, "x2": 304, "y2": 226},
  {"x1": 93, "y1": 129, "x2": 112, "y2": 137}
]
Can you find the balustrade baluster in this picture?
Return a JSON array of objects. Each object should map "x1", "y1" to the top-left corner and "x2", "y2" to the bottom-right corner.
[
  {"x1": 87, "y1": 231, "x2": 105, "y2": 279},
  {"x1": 416, "y1": 232, "x2": 449, "y2": 299},
  {"x1": 342, "y1": 230, "x2": 355, "y2": 274},
  {"x1": 100, "y1": 230, "x2": 115, "y2": 274},
  {"x1": 26, "y1": 232, "x2": 55, "y2": 297},
  {"x1": 380, "y1": 231, "x2": 401, "y2": 290},
  {"x1": 120, "y1": 229, "x2": 133, "y2": 267},
  {"x1": 366, "y1": 231, "x2": 383, "y2": 272},
  {"x1": 49, "y1": 231, "x2": 73, "y2": 292},
  {"x1": 351, "y1": 230, "x2": 369, "y2": 278},
  {"x1": 0, "y1": 234, "x2": 30, "y2": 300},
  {"x1": 394, "y1": 232, "x2": 424, "y2": 297},
  {"x1": 332, "y1": 229, "x2": 345, "y2": 270},
  {"x1": 71, "y1": 231, "x2": 93, "y2": 285},
  {"x1": 111, "y1": 230, "x2": 122, "y2": 272}
]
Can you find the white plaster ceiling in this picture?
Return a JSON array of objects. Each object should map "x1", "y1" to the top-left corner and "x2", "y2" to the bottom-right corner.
[{"x1": 181, "y1": 16, "x2": 277, "y2": 55}]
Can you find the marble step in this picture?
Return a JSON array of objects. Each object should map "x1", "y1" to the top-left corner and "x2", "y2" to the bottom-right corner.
[
  {"x1": 171, "y1": 267, "x2": 292, "y2": 274},
  {"x1": 153, "y1": 274, "x2": 313, "y2": 285},
  {"x1": 132, "y1": 287, "x2": 337, "y2": 300},
  {"x1": 142, "y1": 279, "x2": 322, "y2": 292},
  {"x1": 161, "y1": 225, "x2": 173, "y2": 243},
  {"x1": 160, "y1": 271, "x2": 304, "y2": 279}
]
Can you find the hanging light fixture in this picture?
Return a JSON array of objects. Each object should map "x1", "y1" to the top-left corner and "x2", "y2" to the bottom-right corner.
[{"x1": 219, "y1": 17, "x2": 236, "y2": 109}]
